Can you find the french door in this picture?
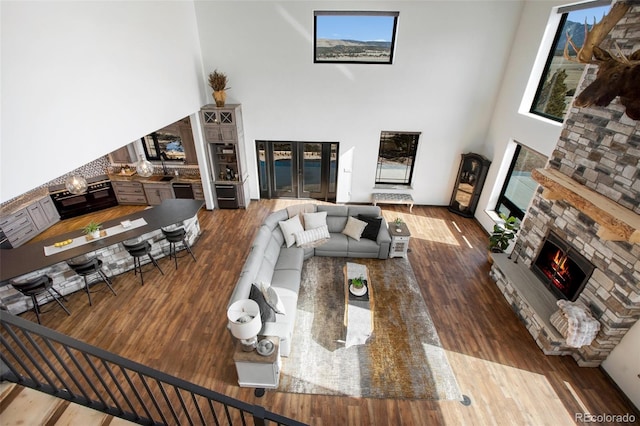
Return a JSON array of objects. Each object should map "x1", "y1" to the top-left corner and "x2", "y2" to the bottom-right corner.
[{"x1": 256, "y1": 141, "x2": 338, "y2": 202}]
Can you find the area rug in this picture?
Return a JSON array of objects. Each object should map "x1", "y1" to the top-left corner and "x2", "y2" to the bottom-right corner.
[{"x1": 277, "y1": 256, "x2": 462, "y2": 400}]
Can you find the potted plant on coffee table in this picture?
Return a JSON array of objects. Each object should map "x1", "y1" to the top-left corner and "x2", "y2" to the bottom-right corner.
[
  {"x1": 349, "y1": 275, "x2": 367, "y2": 296},
  {"x1": 83, "y1": 220, "x2": 102, "y2": 239},
  {"x1": 488, "y1": 213, "x2": 519, "y2": 263}
]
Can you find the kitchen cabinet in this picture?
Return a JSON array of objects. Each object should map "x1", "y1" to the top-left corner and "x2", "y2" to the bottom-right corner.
[
  {"x1": 0, "y1": 209, "x2": 36, "y2": 248},
  {"x1": 143, "y1": 182, "x2": 175, "y2": 206},
  {"x1": 448, "y1": 153, "x2": 491, "y2": 217},
  {"x1": 112, "y1": 181, "x2": 147, "y2": 205},
  {"x1": 192, "y1": 183, "x2": 204, "y2": 200},
  {"x1": 26, "y1": 197, "x2": 60, "y2": 231},
  {"x1": 201, "y1": 104, "x2": 250, "y2": 209},
  {"x1": 0, "y1": 196, "x2": 60, "y2": 248}
]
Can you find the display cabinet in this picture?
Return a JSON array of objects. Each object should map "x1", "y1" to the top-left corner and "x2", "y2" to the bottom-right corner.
[
  {"x1": 201, "y1": 104, "x2": 250, "y2": 209},
  {"x1": 448, "y1": 153, "x2": 491, "y2": 217}
]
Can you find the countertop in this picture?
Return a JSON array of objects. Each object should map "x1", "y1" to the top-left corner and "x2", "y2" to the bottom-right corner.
[
  {"x1": 0, "y1": 199, "x2": 204, "y2": 282},
  {"x1": 108, "y1": 173, "x2": 203, "y2": 184},
  {"x1": 0, "y1": 188, "x2": 51, "y2": 216}
]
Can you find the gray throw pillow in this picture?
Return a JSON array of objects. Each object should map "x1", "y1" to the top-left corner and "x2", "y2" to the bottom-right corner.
[{"x1": 249, "y1": 284, "x2": 276, "y2": 323}]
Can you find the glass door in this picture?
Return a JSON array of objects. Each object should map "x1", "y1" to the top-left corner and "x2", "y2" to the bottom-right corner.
[{"x1": 256, "y1": 141, "x2": 338, "y2": 201}]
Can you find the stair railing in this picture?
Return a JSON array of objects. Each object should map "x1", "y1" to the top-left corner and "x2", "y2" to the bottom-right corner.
[{"x1": 0, "y1": 312, "x2": 306, "y2": 426}]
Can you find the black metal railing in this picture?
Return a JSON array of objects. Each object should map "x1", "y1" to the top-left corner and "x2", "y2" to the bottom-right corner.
[{"x1": 0, "y1": 312, "x2": 306, "y2": 426}]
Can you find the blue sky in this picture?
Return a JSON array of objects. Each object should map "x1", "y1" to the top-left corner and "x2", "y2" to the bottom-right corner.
[
  {"x1": 316, "y1": 15, "x2": 396, "y2": 42},
  {"x1": 567, "y1": 5, "x2": 610, "y2": 24}
]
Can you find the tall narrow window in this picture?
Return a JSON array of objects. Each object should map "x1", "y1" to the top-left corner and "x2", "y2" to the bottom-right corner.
[
  {"x1": 495, "y1": 144, "x2": 548, "y2": 220},
  {"x1": 530, "y1": 2, "x2": 611, "y2": 122},
  {"x1": 375, "y1": 131, "x2": 420, "y2": 186}
]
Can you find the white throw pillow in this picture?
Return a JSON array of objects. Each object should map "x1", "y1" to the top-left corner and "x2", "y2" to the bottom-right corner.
[
  {"x1": 260, "y1": 282, "x2": 286, "y2": 315},
  {"x1": 342, "y1": 216, "x2": 367, "y2": 241},
  {"x1": 278, "y1": 215, "x2": 304, "y2": 248},
  {"x1": 294, "y1": 225, "x2": 330, "y2": 248},
  {"x1": 303, "y1": 211, "x2": 328, "y2": 230}
]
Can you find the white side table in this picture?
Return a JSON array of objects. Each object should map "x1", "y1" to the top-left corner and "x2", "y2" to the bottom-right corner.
[
  {"x1": 233, "y1": 336, "x2": 280, "y2": 397},
  {"x1": 389, "y1": 222, "x2": 411, "y2": 258}
]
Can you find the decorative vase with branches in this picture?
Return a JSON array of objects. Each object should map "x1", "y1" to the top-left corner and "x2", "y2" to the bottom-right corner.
[{"x1": 208, "y1": 70, "x2": 229, "y2": 107}]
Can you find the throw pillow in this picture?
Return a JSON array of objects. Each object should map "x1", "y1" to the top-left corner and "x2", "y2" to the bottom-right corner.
[
  {"x1": 303, "y1": 211, "x2": 328, "y2": 230},
  {"x1": 260, "y1": 282, "x2": 286, "y2": 314},
  {"x1": 278, "y1": 215, "x2": 304, "y2": 248},
  {"x1": 294, "y1": 225, "x2": 330, "y2": 248},
  {"x1": 286, "y1": 203, "x2": 315, "y2": 228},
  {"x1": 357, "y1": 214, "x2": 382, "y2": 241},
  {"x1": 249, "y1": 284, "x2": 276, "y2": 323},
  {"x1": 342, "y1": 216, "x2": 368, "y2": 241}
]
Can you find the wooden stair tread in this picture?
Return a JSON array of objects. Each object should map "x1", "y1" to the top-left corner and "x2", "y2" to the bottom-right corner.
[
  {"x1": 0, "y1": 385, "x2": 62, "y2": 425},
  {"x1": 55, "y1": 402, "x2": 110, "y2": 425}
]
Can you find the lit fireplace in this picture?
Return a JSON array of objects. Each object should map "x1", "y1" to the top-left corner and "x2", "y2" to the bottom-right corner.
[{"x1": 532, "y1": 231, "x2": 595, "y2": 301}]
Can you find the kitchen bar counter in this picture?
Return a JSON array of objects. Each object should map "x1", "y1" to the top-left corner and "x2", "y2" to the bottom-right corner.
[{"x1": 0, "y1": 199, "x2": 204, "y2": 283}]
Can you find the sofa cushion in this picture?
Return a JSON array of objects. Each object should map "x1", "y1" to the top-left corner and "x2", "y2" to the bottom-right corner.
[
  {"x1": 275, "y1": 247, "x2": 304, "y2": 271},
  {"x1": 348, "y1": 237, "x2": 382, "y2": 255},
  {"x1": 315, "y1": 233, "x2": 349, "y2": 257},
  {"x1": 279, "y1": 215, "x2": 304, "y2": 248},
  {"x1": 271, "y1": 268, "x2": 302, "y2": 294},
  {"x1": 263, "y1": 209, "x2": 289, "y2": 232},
  {"x1": 326, "y1": 216, "x2": 348, "y2": 233},
  {"x1": 358, "y1": 214, "x2": 382, "y2": 241},
  {"x1": 295, "y1": 225, "x2": 330, "y2": 248},
  {"x1": 249, "y1": 284, "x2": 276, "y2": 323},
  {"x1": 303, "y1": 211, "x2": 327, "y2": 230},
  {"x1": 348, "y1": 205, "x2": 382, "y2": 217},
  {"x1": 342, "y1": 216, "x2": 368, "y2": 241}
]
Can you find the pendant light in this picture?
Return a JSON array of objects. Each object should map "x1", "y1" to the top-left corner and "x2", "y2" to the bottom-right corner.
[
  {"x1": 136, "y1": 155, "x2": 154, "y2": 177},
  {"x1": 65, "y1": 174, "x2": 88, "y2": 195}
]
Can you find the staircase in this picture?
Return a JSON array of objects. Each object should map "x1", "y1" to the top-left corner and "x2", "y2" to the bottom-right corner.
[{"x1": 0, "y1": 381, "x2": 137, "y2": 425}]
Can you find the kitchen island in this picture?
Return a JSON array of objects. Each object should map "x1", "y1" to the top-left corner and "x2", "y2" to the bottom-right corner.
[{"x1": 0, "y1": 199, "x2": 204, "y2": 314}]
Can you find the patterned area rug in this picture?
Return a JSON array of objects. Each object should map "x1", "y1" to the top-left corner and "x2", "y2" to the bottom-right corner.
[{"x1": 278, "y1": 256, "x2": 462, "y2": 400}]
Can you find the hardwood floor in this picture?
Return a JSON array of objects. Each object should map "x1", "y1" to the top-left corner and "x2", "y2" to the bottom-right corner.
[{"x1": 18, "y1": 200, "x2": 637, "y2": 425}]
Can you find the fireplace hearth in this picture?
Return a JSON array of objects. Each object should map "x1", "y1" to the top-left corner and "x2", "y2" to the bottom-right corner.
[{"x1": 532, "y1": 231, "x2": 594, "y2": 302}]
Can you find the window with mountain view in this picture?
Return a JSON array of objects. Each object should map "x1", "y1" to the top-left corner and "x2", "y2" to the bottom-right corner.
[
  {"x1": 314, "y1": 11, "x2": 399, "y2": 64},
  {"x1": 530, "y1": 3, "x2": 611, "y2": 122}
]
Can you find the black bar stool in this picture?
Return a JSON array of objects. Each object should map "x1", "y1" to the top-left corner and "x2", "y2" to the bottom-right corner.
[
  {"x1": 162, "y1": 227, "x2": 197, "y2": 269},
  {"x1": 11, "y1": 275, "x2": 71, "y2": 324},
  {"x1": 67, "y1": 257, "x2": 117, "y2": 306},
  {"x1": 122, "y1": 240, "x2": 164, "y2": 285}
]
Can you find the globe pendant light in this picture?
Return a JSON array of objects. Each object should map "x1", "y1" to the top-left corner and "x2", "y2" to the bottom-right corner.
[
  {"x1": 65, "y1": 174, "x2": 88, "y2": 195},
  {"x1": 136, "y1": 155, "x2": 154, "y2": 177}
]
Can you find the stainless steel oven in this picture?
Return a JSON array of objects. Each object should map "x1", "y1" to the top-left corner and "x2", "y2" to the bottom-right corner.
[{"x1": 49, "y1": 175, "x2": 118, "y2": 219}]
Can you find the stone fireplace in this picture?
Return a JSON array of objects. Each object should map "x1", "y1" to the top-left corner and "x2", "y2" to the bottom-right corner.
[{"x1": 490, "y1": 4, "x2": 640, "y2": 367}]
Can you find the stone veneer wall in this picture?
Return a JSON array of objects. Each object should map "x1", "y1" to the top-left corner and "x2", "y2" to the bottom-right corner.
[{"x1": 494, "y1": 4, "x2": 640, "y2": 366}]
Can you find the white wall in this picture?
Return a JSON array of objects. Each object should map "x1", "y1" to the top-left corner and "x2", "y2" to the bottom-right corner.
[
  {"x1": 603, "y1": 320, "x2": 640, "y2": 410},
  {"x1": 475, "y1": 0, "x2": 566, "y2": 232},
  {"x1": 0, "y1": 1, "x2": 206, "y2": 202},
  {"x1": 194, "y1": 1, "x2": 524, "y2": 204}
]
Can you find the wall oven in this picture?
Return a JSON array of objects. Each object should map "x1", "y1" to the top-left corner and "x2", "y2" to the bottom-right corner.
[{"x1": 49, "y1": 175, "x2": 119, "y2": 219}]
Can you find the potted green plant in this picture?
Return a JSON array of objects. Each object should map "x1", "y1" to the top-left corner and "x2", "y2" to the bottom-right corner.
[
  {"x1": 350, "y1": 275, "x2": 367, "y2": 296},
  {"x1": 208, "y1": 69, "x2": 229, "y2": 107},
  {"x1": 488, "y1": 213, "x2": 519, "y2": 262},
  {"x1": 393, "y1": 217, "x2": 404, "y2": 232},
  {"x1": 83, "y1": 220, "x2": 102, "y2": 239}
]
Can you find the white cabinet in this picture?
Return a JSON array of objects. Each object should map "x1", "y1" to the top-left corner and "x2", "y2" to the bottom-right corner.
[
  {"x1": 233, "y1": 337, "x2": 280, "y2": 391},
  {"x1": 389, "y1": 223, "x2": 411, "y2": 258}
]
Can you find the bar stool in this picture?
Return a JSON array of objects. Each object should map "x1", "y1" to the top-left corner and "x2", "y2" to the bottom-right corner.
[
  {"x1": 67, "y1": 257, "x2": 117, "y2": 306},
  {"x1": 11, "y1": 275, "x2": 71, "y2": 324},
  {"x1": 162, "y1": 227, "x2": 197, "y2": 269},
  {"x1": 122, "y1": 239, "x2": 164, "y2": 285}
]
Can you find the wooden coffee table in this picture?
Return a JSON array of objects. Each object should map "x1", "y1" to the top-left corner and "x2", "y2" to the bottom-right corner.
[{"x1": 343, "y1": 263, "x2": 374, "y2": 346}]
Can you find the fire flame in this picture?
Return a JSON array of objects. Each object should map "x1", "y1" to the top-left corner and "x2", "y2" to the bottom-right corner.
[{"x1": 551, "y1": 249, "x2": 571, "y2": 288}]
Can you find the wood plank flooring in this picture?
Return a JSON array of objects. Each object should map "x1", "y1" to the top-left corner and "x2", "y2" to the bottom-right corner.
[{"x1": 17, "y1": 200, "x2": 638, "y2": 425}]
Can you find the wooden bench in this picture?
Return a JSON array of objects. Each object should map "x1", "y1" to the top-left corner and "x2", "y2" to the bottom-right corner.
[{"x1": 371, "y1": 193, "x2": 414, "y2": 213}]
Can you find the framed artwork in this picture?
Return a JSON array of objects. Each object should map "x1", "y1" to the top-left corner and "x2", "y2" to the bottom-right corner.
[{"x1": 314, "y1": 11, "x2": 399, "y2": 64}]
